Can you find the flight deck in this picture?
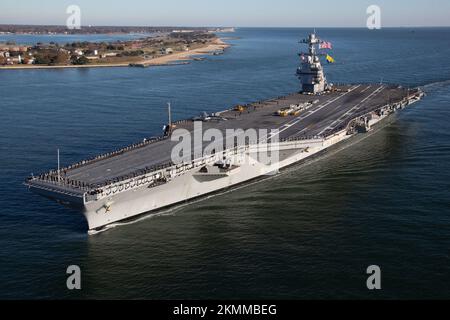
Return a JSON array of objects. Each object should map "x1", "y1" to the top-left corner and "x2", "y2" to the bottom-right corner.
[{"x1": 48, "y1": 84, "x2": 414, "y2": 187}]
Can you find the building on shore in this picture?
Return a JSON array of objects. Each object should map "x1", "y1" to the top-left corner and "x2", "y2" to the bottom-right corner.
[
  {"x1": 0, "y1": 45, "x2": 29, "y2": 52},
  {"x1": 100, "y1": 52, "x2": 118, "y2": 58},
  {"x1": 74, "y1": 49, "x2": 84, "y2": 56},
  {"x1": 162, "y1": 47, "x2": 174, "y2": 54},
  {"x1": 86, "y1": 55, "x2": 100, "y2": 60}
]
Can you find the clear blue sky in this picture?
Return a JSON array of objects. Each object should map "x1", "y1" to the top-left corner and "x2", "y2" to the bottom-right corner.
[{"x1": 1, "y1": 0, "x2": 449, "y2": 27}]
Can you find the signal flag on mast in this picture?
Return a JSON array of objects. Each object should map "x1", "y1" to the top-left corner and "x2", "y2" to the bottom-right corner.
[{"x1": 326, "y1": 54, "x2": 335, "y2": 63}]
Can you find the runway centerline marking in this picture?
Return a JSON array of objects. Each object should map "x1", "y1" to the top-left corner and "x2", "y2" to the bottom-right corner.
[
  {"x1": 266, "y1": 85, "x2": 362, "y2": 141},
  {"x1": 317, "y1": 85, "x2": 385, "y2": 136}
]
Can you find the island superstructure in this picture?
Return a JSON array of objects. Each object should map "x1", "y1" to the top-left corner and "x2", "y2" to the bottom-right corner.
[
  {"x1": 25, "y1": 32, "x2": 424, "y2": 232},
  {"x1": 297, "y1": 32, "x2": 327, "y2": 93}
]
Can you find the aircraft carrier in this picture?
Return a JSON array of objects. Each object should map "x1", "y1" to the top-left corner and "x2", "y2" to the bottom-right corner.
[{"x1": 25, "y1": 33, "x2": 424, "y2": 232}]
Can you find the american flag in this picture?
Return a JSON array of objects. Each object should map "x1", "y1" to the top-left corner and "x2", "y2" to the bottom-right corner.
[{"x1": 320, "y1": 41, "x2": 332, "y2": 49}]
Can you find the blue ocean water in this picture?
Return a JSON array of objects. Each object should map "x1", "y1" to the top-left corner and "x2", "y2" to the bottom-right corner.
[
  {"x1": 0, "y1": 28, "x2": 449, "y2": 299},
  {"x1": 0, "y1": 33, "x2": 154, "y2": 45}
]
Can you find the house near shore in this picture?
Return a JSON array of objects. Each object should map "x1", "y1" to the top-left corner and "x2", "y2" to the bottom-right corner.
[
  {"x1": 172, "y1": 30, "x2": 195, "y2": 33},
  {"x1": 100, "y1": 52, "x2": 118, "y2": 58},
  {"x1": 130, "y1": 42, "x2": 143, "y2": 49},
  {"x1": 161, "y1": 47, "x2": 174, "y2": 54},
  {"x1": 9, "y1": 56, "x2": 21, "y2": 64},
  {"x1": 0, "y1": 45, "x2": 29, "y2": 52}
]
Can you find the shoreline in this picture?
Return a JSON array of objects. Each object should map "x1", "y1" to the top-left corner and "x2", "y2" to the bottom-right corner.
[{"x1": 0, "y1": 38, "x2": 230, "y2": 70}]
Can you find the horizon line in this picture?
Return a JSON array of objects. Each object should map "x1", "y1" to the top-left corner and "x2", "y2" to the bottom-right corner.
[{"x1": 1, "y1": 24, "x2": 450, "y2": 29}]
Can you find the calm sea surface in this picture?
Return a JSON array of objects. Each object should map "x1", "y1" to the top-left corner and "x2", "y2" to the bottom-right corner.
[
  {"x1": 0, "y1": 33, "x2": 154, "y2": 45},
  {"x1": 0, "y1": 28, "x2": 449, "y2": 299}
]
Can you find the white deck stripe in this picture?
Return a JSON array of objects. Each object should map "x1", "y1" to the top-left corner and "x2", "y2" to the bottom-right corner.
[{"x1": 317, "y1": 85, "x2": 385, "y2": 136}]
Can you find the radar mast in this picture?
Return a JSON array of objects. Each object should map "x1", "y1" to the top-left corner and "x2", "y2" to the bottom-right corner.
[{"x1": 297, "y1": 32, "x2": 327, "y2": 94}]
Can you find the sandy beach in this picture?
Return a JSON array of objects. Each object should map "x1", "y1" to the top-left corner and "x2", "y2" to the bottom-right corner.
[
  {"x1": 0, "y1": 38, "x2": 230, "y2": 70},
  {"x1": 138, "y1": 38, "x2": 229, "y2": 66}
]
